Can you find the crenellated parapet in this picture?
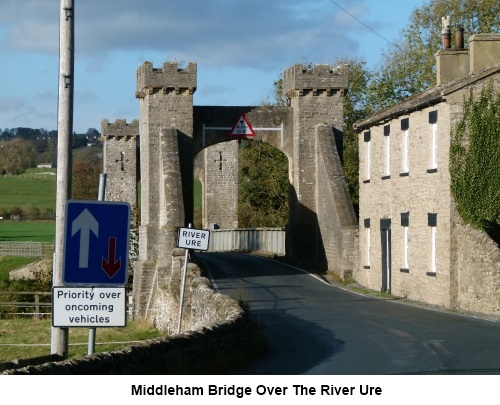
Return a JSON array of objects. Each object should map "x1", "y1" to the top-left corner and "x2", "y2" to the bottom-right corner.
[
  {"x1": 101, "y1": 119, "x2": 139, "y2": 140},
  {"x1": 283, "y1": 64, "x2": 348, "y2": 99},
  {"x1": 135, "y1": 61, "x2": 197, "y2": 98}
]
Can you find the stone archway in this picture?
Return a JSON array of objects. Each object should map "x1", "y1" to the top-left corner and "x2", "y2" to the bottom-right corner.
[{"x1": 104, "y1": 61, "x2": 358, "y2": 316}]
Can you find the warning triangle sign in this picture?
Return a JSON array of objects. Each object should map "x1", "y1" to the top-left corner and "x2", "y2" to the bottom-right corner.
[{"x1": 229, "y1": 114, "x2": 255, "y2": 137}]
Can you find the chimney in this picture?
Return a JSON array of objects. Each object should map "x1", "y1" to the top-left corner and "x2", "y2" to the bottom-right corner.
[
  {"x1": 436, "y1": 16, "x2": 470, "y2": 86},
  {"x1": 469, "y1": 33, "x2": 500, "y2": 75},
  {"x1": 441, "y1": 16, "x2": 451, "y2": 49},
  {"x1": 455, "y1": 25, "x2": 464, "y2": 49}
]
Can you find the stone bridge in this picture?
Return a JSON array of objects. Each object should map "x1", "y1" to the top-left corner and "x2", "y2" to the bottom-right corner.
[{"x1": 102, "y1": 61, "x2": 358, "y2": 316}]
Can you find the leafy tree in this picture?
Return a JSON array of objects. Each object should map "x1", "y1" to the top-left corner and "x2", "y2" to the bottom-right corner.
[
  {"x1": 450, "y1": 83, "x2": 500, "y2": 240},
  {"x1": 0, "y1": 138, "x2": 36, "y2": 174},
  {"x1": 369, "y1": 0, "x2": 500, "y2": 111},
  {"x1": 238, "y1": 141, "x2": 289, "y2": 227},
  {"x1": 336, "y1": 57, "x2": 373, "y2": 211},
  {"x1": 72, "y1": 161, "x2": 100, "y2": 200}
]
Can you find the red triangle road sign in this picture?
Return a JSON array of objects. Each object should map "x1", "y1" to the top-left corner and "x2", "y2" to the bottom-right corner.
[{"x1": 229, "y1": 113, "x2": 255, "y2": 137}]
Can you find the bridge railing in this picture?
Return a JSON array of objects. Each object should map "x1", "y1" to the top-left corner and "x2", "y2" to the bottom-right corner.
[{"x1": 208, "y1": 228, "x2": 286, "y2": 256}]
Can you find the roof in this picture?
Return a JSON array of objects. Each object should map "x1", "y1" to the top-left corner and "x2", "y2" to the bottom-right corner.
[{"x1": 355, "y1": 63, "x2": 500, "y2": 131}]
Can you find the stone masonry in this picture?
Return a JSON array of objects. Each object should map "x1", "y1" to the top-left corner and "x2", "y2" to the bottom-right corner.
[
  {"x1": 355, "y1": 33, "x2": 500, "y2": 315},
  {"x1": 101, "y1": 119, "x2": 139, "y2": 204},
  {"x1": 104, "y1": 61, "x2": 359, "y2": 317}
]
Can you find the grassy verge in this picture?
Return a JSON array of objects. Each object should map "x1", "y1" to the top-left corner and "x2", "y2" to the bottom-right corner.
[
  {"x1": 0, "y1": 318, "x2": 164, "y2": 363},
  {"x1": 0, "y1": 221, "x2": 55, "y2": 242}
]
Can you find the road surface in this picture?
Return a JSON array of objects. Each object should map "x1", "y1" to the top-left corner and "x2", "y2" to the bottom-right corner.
[{"x1": 197, "y1": 252, "x2": 500, "y2": 375}]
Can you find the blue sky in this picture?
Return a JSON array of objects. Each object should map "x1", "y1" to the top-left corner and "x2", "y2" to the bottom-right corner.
[{"x1": 0, "y1": 0, "x2": 428, "y2": 133}]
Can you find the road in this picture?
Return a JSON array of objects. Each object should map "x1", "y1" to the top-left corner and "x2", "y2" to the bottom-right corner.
[{"x1": 196, "y1": 252, "x2": 500, "y2": 375}]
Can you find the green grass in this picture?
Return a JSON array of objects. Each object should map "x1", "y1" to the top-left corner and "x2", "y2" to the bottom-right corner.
[
  {"x1": 0, "y1": 171, "x2": 56, "y2": 213},
  {"x1": 194, "y1": 177, "x2": 202, "y2": 210},
  {"x1": 0, "y1": 222, "x2": 55, "y2": 243},
  {"x1": 0, "y1": 318, "x2": 164, "y2": 363},
  {"x1": 0, "y1": 256, "x2": 39, "y2": 282}
]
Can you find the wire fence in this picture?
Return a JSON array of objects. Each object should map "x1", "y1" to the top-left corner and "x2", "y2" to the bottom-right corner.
[{"x1": 0, "y1": 242, "x2": 53, "y2": 257}]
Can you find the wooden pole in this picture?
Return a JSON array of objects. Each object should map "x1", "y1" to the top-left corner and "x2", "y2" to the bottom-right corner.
[{"x1": 51, "y1": 0, "x2": 74, "y2": 358}]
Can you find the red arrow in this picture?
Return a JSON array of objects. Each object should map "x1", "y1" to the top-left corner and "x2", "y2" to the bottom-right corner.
[{"x1": 102, "y1": 237, "x2": 121, "y2": 278}]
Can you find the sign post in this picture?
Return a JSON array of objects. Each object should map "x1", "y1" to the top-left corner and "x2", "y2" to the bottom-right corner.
[
  {"x1": 62, "y1": 200, "x2": 130, "y2": 286},
  {"x1": 177, "y1": 225, "x2": 210, "y2": 333},
  {"x1": 52, "y1": 199, "x2": 131, "y2": 354}
]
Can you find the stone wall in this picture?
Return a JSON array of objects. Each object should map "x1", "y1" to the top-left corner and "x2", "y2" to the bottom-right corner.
[
  {"x1": 1, "y1": 249, "x2": 249, "y2": 375},
  {"x1": 453, "y1": 210, "x2": 500, "y2": 315},
  {"x1": 202, "y1": 141, "x2": 239, "y2": 229},
  {"x1": 283, "y1": 64, "x2": 348, "y2": 265},
  {"x1": 315, "y1": 124, "x2": 358, "y2": 277},
  {"x1": 101, "y1": 119, "x2": 139, "y2": 205},
  {"x1": 1, "y1": 313, "x2": 252, "y2": 375},
  {"x1": 357, "y1": 103, "x2": 454, "y2": 306}
]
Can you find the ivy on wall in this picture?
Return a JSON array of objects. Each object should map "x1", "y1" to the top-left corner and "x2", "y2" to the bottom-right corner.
[{"x1": 450, "y1": 83, "x2": 500, "y2": 238}]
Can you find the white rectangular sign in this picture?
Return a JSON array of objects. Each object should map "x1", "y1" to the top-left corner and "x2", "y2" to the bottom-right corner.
[
  {"x1": 52, "y1": 287, "x2": 126, "y2": 327},
  {"x1": 178, "y1": 227, "x2": 210, "y2": 251}
]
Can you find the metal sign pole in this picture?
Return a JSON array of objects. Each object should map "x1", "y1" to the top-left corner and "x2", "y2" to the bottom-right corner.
[
  {"x1": 177, "y1": 223, "x2": 192, "y2": 334},
  {"x1": 87, "y1": 173, "x2": 107, "y2": 355}
]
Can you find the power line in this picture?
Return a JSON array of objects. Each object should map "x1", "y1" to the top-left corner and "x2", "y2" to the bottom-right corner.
[{"x1": 328, "y1": 0, "x2": 395, "y2": 46}]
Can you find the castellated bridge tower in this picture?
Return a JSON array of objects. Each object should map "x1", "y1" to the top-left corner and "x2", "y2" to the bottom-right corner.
[
  {"x1": 101, "y1": 119, "x2": 139, "y2": 205},
  {"x1": 283, "y1": 64, "x2": 350, "y2": 264},
  {"x1": 134, "y1": 62, "x2": 196, "y2": 315}
]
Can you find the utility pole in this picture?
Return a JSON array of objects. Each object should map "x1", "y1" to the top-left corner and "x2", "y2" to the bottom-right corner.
[{"x1": 51, "y1": 0, "x2": 74, "y2": 357}]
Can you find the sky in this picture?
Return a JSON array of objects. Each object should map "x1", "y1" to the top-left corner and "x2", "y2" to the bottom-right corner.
[{"x1": 0, "y1": 0, "x2": 429, "y2": 134}]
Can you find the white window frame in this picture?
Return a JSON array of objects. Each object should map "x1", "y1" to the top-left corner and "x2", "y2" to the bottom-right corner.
[
  {"x1": 403, "y1": 225, "x2": 409, "y2": 269},
  {"x1": 431, "y1": 122, "x2": 438, "y2": 169},
  {"x1": 385, "y1": 133, "x2": 390, "y2": 176},
  {"x1": 402, "y1": 128, "x2": 409, "y2": 173},
  {"x1": 430, "y1": 226, "x2": 437, "y2": 273},
  {"x1": 366, "y1": 140, "x2": 371, "y2": 181},
  {"x1": 366, "y1": 226, "x2": 371, "y2": 267}
]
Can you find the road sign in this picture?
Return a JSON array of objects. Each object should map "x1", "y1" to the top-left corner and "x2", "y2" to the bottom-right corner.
[
  {"x1": 229, "y1": 113, "x2": 255, "y2": 137},
  {"x1": 63, "y1": 200, "x2": 130, "y2": 286},
  {"x1": 177, "y1": 227, "x2": 210, "y2": 251},
  {"x1": 52, "y1": 287, "x2": 126, "y2": 327}
]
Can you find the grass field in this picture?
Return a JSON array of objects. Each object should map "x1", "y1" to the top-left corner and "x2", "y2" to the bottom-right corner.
[
  {"x1": 0, "y1": 221, "x2": 55, "y2": 242},
  {"x1": 0, "y1": 169, "x2": 56, "y2": 214},
  {"x1": 0, "y1": 318, "x2": 164, "y2": 362}
]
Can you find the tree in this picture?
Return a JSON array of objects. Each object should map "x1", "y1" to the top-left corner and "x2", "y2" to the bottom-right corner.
[
  {"x1": 336, "y1": 57, "x2": 373, "y2": 211},
  {"x1": 450, "y1": 84, "x2": 500, "y2": 241},
  {"x1": 369, "y1": 0, "x2": 500, "y2": 111},
  {"x1": 72, "y1": 161, "x2": 100, "y2": 200},
  {"x1": 238, "y1": 141, "x2": 289, "y2": 228},
  {"x1": 0, "y1": 138, "x2": 35, "y2": 174}
]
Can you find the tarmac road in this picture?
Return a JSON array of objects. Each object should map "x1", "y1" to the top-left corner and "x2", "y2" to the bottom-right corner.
[{"x1": 196, "y1": 252, "x2": 500, "y2": 375}]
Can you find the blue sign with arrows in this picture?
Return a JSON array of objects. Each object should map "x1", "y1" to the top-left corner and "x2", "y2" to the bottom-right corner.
[{"x1": 63, "y1": 200, "x2": 131, "y2": 286}]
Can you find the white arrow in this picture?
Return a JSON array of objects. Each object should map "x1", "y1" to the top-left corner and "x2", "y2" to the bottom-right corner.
[{"x1": 71, "y1": 208, "x2": 99, "y2": 268}]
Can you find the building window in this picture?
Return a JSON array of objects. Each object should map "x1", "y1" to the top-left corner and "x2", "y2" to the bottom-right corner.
[
  {"x1": 363, "y1": 218, "x2": 371, "y2": 269},
  {"x1": 428, "y1": 111, "x2": 438, "y2": 172},
  {"x1": 401, "y1": 118, "x2": 409, "y2": 175},
  {"x1": 382, "y1": 125, "x2": 390, "y2": 179},
  {"x1": 400, "y1": 212, "x2": 409, "y2": 272},
  {"x1": 427, "y1": 213, "x2": 437, "y2": 275},
  {"x1": 363, "y1": 131, "x2": 371, "y2": 183}
]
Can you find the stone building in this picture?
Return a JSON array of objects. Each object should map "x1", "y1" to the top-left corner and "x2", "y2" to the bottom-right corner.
[{"x1": 355, "y1": 32, "x2": 500, "y2": 315}]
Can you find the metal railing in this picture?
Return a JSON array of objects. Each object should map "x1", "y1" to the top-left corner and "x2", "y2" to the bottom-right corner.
[
  {"x1": 0, "y1": 242, "x2": 53, "y2": 258},
  {"x1": 208, "y1": 228, "x2": 286, "y2": 256}
]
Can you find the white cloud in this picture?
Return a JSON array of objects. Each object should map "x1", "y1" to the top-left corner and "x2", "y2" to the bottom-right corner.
[{"x1": 0, "y1": 0, "x2": 370, "y2": 69}]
